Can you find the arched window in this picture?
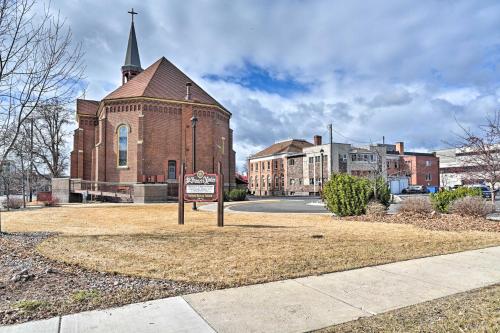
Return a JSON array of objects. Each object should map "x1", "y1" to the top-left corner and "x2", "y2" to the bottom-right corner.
[
  {"x1": 249, "y1": 177, "x2": 253, "y2": 188},
  {"x1": 117, "y1": 125, "x2": 128, "y2": 167},
  {"x1": 267, "y1": 176, "x2": 271, "y2": 189}
]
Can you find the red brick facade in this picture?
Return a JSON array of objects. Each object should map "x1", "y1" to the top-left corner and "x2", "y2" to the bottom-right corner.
[{"x1": 70, "y1": 66, "x2": 236, "y2": 188}]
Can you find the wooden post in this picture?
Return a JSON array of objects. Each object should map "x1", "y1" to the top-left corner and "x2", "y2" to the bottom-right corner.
[
  {"x1": 217, "y1": 161, "x2": 224, "y2": 227},
  {"x1": 178, "y1": 162, "x2": 185, "y2": 225}
]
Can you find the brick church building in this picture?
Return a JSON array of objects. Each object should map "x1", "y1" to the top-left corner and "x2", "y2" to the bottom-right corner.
[{"x1": 70, "y1": 13, "x2": 236, "y2": 190}]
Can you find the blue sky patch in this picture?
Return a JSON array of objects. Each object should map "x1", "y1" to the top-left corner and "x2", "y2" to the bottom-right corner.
[{"x1": 204, "y1": 62, "x2": 310, "y2": 97}]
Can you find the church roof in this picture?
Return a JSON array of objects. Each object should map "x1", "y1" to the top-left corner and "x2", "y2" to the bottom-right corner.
[
  {"x1": 105, "y1": 57, "x2": 227, "y2": 112},
  {"x1": 123, "y1": 21, "x2": 142, "y2": 71},
  {"x1": 251, "y1": 139, "x2": 313, "y2": 159},
  {"x1": 76, "y1": 99, "x2": 99, "y2": 116}
]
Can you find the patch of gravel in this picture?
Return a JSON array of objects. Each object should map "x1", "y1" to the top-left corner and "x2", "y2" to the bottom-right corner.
[
  {"x1": 0, "y1": 232, "x2": 211, "y2": 326},
  {"x1": 345, "y1": 213, "x2": 500, "y2": 233}
]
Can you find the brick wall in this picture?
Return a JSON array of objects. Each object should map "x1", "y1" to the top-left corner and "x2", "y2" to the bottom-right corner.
[{"x1": 72, "y1": 98, "x2": 235, "y2": 189}]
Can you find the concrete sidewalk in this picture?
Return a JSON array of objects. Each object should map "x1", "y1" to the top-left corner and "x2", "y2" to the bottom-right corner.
[{"x1": 2, "y1": 246, "x2": 499, "y2": 333}]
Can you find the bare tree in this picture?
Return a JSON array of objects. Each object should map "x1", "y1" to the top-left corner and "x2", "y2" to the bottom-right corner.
[
  {"x1": 0, "y1": 0, "x2": 84, "y2": 171},
  {"x1": 31, "y1": 101, "x2": 72, "y2": 179},
  {"x1": 455, "y1": 110, "x2": 500, "y2": 204}
]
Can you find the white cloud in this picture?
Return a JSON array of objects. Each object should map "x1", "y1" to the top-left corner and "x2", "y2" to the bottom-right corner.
[{"x1": 50, "y1": 0, "x2": 500, "y2": 171}]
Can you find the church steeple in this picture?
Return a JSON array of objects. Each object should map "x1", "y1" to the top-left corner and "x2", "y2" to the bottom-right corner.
[{"x1": 121, "y1": 8, "x2": 143, "y2": 84}]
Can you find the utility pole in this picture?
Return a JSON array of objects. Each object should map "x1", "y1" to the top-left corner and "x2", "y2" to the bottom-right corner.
[{"x1": 328, "y1": 123, "x2": 333, "y2": 178}]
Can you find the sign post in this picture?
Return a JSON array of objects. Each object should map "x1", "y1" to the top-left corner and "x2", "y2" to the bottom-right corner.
[
  {"x1": 179, "y1": 167, "x2": 224, "y2": 227},
  {"x1": 217, "y1": 162, "x2": 224, "y2": 227},
  {"x1": 178, "y1": 163, "x2": 185, "y2": 225}
]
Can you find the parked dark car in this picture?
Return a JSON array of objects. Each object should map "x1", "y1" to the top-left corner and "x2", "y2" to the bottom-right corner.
[
  {"x1": 402, "y1": 185, "x2": 427, "y2": 194},
  {"x1": 474, "y1": 185, "x2": 496, "y2": 199}
]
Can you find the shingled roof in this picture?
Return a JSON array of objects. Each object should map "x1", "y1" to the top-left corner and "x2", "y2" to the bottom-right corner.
[
  {"x1": 105, "y1": 57, "x2": 227, "y2": 111},
  {"x1": 76, "y1": 99, "x2": 99, "y2": 116},
  {"x1": 251, "y1": 139, "x2": 313, "y2": 158}
]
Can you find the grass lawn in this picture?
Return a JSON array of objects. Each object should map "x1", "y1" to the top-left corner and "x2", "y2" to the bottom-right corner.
[
  {"x1": 4, "y1": 204, "x2": 500, "y2": 287},
  {"x1": 318, "y1": 284, "x2": 500, "y2": 332}
]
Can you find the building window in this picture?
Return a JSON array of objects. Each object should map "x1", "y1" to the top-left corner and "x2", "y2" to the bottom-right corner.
[
  {"x1": 274, "y1": 160, "x2": 278, "y2": 169},
  {"x1": 309, "y1": 157, "x2": 314, "y2": 164},
  {"x1": 255, "y1": 162, "x2": 258, "y2": 171},
  {"x1": 267, "y1": 161, "x2": 270, "y2": 170},
  {"x1": 250, "y1": 163, "x2": 253, "y2": 172},
  {"x1": 289, "y1": 179, "x2": 294, "y2": 185},
  {"x1": 315, "y1": 156, "x2": 320, "y2": 163},
  {"x1": 309, "y1": 178, "x2": 314, "y2": 185},
  {"x1": 168, "y1": 160, "x2": 176, "y2": 179},
  {"x1": 426, "y1": 160, "x2": 432, "y2": 167},
  {"x1": 339, "y1": 154, "x2": 347, "y2": 162},
  {"x1": 289, "y1": 158, "x2": 295, "y2": 166},
  {"x1": 117, "y1": 125, "x2": 128, "y2": 167},
  {"x1": 250, "y1": 177, "x2": 253, "y2": 188},
  {"x1": 267, "y1": 176, "x2": 271, "y2": 188},
  {"x1": 425, "y1": 173, "x2": 432, "y2": 181}
]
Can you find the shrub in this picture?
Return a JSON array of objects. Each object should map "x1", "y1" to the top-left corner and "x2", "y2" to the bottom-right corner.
[
  {"x1": 228, "y1": 188, "x2": 246, "y2": 201},
  {"x1": 42, "y1": 198, "x2": 59, "y2": 207},
  {"x1": 365, "y1": 200, "x2": 387, "y2": 217},
  {"x1": 399, "y1": 197, "x2": 433, "y2": 215},
  {"x1": 430, "y1": 187, "x2": 482, "y2": 213},
  {"x1": 1, "y1": 197, "x2": 23, "y2": 209},
  {"x1": 371, "y1": 177, "x2": 391, "y2": 207},
  {"x1": 450, "y1": 196, "x2": 495, "y2": 217},
  {"x1": 323, "y1": 173, "x2": 372, "y2": 216}
]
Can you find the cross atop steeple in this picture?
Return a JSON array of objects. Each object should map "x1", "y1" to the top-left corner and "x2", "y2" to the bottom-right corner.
[{"x1": 128, "y1": 8, "x2": 138, "y2": 22}]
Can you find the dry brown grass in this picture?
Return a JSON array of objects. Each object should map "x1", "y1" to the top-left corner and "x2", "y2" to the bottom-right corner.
[
  {"x1": 318, "y1": 284, "x2": 500, "y2": 332},
  {"x1": 4, "y1": 204, "x2": 500, "y2": 287}
]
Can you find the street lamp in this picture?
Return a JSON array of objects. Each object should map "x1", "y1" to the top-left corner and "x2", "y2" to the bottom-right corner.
[
  {"x1": 320, "y1": 148, "x2": 324, "y2": 192},
  {"x1": 191, "y1": 116, "x2": 198, "y2": 211}
]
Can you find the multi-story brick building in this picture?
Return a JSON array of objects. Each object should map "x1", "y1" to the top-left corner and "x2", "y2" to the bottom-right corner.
[
  {"x1": 70, "y1": 15, "x2": 236, "y2": 190},
  {"x1": 248, "y1": 138, "x2": 439, "y2": 196},
  {"x1": 395, "y1": 142, "x2": 440, "y2": 188},
  {"x1": 247, "y1": 139, "x2": 313, "y2": 196}
]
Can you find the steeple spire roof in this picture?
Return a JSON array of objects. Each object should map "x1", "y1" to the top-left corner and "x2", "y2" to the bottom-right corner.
[{"x1": 123, "y1": 12, "x2": 142, "y2": 69}]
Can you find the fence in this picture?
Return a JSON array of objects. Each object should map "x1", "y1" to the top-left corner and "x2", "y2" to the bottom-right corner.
[{"x1": 70, "y1": 179, "x2": 136, "y2": 202}]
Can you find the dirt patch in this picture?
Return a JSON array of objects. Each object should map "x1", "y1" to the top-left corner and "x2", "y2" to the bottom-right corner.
[{"x1": 0, "y1": 232, "x2": 210, "y2": 326}]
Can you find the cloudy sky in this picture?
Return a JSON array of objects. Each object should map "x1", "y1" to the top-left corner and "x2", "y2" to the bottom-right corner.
[{"x1": 53, "y1": 0, "x2": 499, "y2": 171}]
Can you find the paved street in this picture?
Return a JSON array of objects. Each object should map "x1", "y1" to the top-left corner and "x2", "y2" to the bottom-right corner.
[
  {"x1": 229, "y1": 197, "x2": 328, "y2": 213},
  {"x1": 2, "y1": 246, "x2": 499, "y2": 333}
]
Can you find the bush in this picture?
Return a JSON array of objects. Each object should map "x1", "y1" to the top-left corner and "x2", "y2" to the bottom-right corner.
[
  {"x1": 323, "y1": 173, "x2": 372, "y2": 216},
  {"x1": 371, "y1": 177, "x2": 391, "y2": 207},
  {"x1": 430, "y1": 187, "x2": 482, "y2": 213},
  {"x1": 365, "y1": 200, "x2": 387, "y2": 217},
  {"x1": 399, "y1": 197, "x2": 433, "y2": 215},
  {"x1": 228, "y1": 188, "x2": 246, "y2": 201},
  {"x1": 42, "y1": 198, "x2": 59, "y2": 207},
  {"x1": 1, "y1": 197, "x2": 23, "y2": 209},
  {"x1": 450, "y1": 196, "x2": 495, "y2": 217}
]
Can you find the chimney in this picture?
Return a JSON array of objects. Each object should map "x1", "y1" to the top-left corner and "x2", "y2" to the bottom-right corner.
[
  {"x1": 185, "y1": 82, "x2": 192, "y2": 100},
  {"x1": 314, "y1": 135, "x2": 322, "y2": 146},
  {"x1": 395, "y1": 142, "x2": 404, "y2": 155}
]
